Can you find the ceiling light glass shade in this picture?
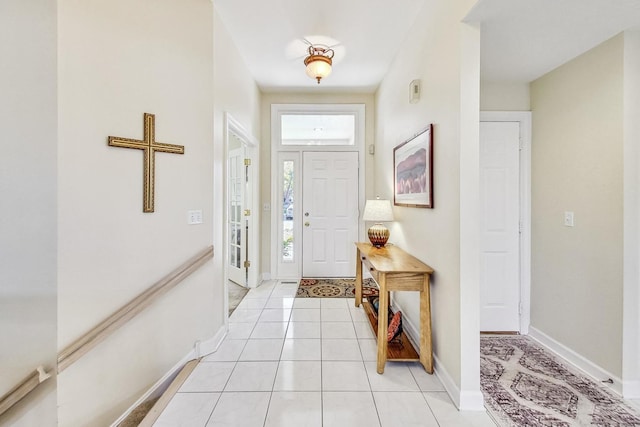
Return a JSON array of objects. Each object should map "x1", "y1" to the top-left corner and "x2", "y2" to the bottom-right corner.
[
  {"x1": 305, "y1": 56, "x2": 332, "y2": 83},
  {"x1": 304, "y1": 45, "x2": 334, "y2": 84},
  {"x1": 362, "y1": 199, "x2": 394, "y2": 247}
]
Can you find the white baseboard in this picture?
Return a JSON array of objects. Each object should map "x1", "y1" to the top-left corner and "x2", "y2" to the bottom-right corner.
[
  {"x1": 624, "y1": 380, "x2": 640, "y2": 399},
  {"x1": 432, "y1": 352, "x2": 462, "y2": 407},
  {"x1": 196, "y1": 325, "x2": 227, "y2": 358},
  {"x1": 110, "y1": 324, "x2": 226, "y2": 427},
  {"x1": 261, "y1": 272, "x2": 271, "y2": 282},
  {"x1": 390, "y1": 300, "x2": 485, "y2": 411},
  {"x1": 430, "y1": 351, "x2": 485, "y2": 410},
  {"x1": 529, "y1": 326, "x2": 622, "y2": 396},
  {"x1": 459, "y1": 389, "x2": 486, "y2": 411}
]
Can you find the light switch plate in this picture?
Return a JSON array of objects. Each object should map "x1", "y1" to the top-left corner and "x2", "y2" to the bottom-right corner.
[
  {"x1": 409, "y1": 79, "x2": 421, "y2": 103},
  {"x1": 188, "y1": 210, "x2": 203, "y2": 225},
  {"x1": 564, "y1": 211, "x2": 574, "y2": 227}
]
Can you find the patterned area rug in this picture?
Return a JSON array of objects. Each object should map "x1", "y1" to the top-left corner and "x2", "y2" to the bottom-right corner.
[
  {"x1": 296, "y1": 278, "x2": 379, "y2": 298},
  {"x1": 480, "y1": 335, "x2": 640, "y2": 426}
]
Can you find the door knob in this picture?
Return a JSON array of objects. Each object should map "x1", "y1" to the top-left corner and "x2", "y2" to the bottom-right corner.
[
  {"x1": 304, "y1": 222, "x2": 310, "y2": 227},
  {"x1": 304, "y1": 212, "x2": 309, "y2": 217}
]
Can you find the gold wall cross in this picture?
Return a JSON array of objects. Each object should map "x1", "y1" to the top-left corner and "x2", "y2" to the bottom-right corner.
[{"x1": 108, "y1": 113, "x2": 184, "y2": 213}]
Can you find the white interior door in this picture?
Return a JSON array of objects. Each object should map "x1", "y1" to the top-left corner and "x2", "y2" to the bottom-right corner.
[
  {"x1": 302, "y1": 151, "x2": 358, "y2": 277},
  {"x1": 480, "y1": 121, "x2": 521, "y2": 331},
  {"x1": 228, "y1": 146, "x2": 247, "y2": 286}
]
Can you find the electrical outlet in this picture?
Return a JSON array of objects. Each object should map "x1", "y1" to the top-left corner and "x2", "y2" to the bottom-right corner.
[{"x1": 263, "y1": 203, "x2": 271, "y2": 211}]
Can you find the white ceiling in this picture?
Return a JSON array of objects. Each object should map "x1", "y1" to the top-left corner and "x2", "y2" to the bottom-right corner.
[
  {"x1": 467, "y1": 0, "x2": 640, "y2": 82},
  {"x1": 214, "y1": 0, "x2": 426, "y2": 92},
  {"x1": 214, "y1": 0, "x2": 640, "y2": 92}
]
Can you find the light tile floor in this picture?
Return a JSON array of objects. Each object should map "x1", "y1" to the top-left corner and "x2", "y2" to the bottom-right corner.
[{"x1": 154, "y1": 281, "x2": 498, "y2": 427}]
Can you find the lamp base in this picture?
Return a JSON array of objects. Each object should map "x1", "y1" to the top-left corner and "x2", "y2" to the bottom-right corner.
[{"x1": 368, "y1": 223, "x2": 390, "y2": 248}]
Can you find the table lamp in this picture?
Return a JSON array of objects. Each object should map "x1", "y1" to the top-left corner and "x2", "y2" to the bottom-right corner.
[{"x1": 362, "y1": 198, "x2": 394, "y2": 247}]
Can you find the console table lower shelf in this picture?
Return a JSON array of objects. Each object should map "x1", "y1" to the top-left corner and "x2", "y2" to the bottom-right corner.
[
  {"x1": 355, "y1": 242, "x2": 434, "y2": 374},
  {"x1": 361, "y1": 300, "x2": 420, "y2": 361}
]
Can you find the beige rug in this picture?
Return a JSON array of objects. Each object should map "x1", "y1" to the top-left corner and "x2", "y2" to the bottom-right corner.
[{"x1": 481, "y1": 335, "x2": 640, "y2": 426}]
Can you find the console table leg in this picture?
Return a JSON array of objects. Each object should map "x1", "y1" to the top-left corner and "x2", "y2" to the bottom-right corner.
[
  {"x1": 420, "y1": 274, "x2": 433, "y2": 373},
  {"x1": 377, "y1": 274, "x2": 389, "y2": 374},
  {"x1": 355, "y1": 248, "x2": 362, "y2": 307}
]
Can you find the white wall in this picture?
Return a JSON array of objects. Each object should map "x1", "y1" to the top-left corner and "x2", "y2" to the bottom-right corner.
[
  {"x1": 374, "y1": 0, "x2": 481, "y2": 408},
  {"x1": 530, "y1": 34, "x2": 624, "y2": 378},
  {"x1": 0, "y1": 0, "x2": 58, "y2": 425},
  {"x1": 57, "y1": 0, "x2": 218, "y2": 425},
  {"x1": 259, "y1": 93, "x2": 376, "y2": 277},
  {"x1": 213, "y1": 8, "x2": 262, "y2": 294}
]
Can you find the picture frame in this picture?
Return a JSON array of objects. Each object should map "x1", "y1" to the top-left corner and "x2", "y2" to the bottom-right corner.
[{"x1": 393, "y1": 124, "x2": 433, "y2": 208}]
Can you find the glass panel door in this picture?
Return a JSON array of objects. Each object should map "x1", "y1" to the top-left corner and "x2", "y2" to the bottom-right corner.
[{"x1": 228, "y1": 144, "x2": 246, "y2": 286}]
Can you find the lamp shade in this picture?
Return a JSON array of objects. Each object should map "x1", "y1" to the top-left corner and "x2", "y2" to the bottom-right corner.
[{"x1": 362, "y1": 199, "x2": 394, "y2": 222}]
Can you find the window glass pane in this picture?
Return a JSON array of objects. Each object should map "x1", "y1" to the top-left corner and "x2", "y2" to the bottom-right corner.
[
  {"x1": 281, "y1": 114, "x2": 355, "y2": 146},
  {"x1": 230, "y1": 240, "x2": 237, "y2": 267},
  {"x1": 229, "y1": 154, "x2": 242, "y2": 270},
  {"x1": 282, "y1": 160, "x2": 294, "y2": 262}
]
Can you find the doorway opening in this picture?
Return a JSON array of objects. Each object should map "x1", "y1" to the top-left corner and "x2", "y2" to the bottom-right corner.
[
  {"x1": 224, "y1": 113, "x2": 259, "y2": 316},
  {"x1": 479, "y1": 111, "x2": 531, "y2": 334},
  {"x1": 270, "y1": 104, "x2": 366, "y2": 280}
]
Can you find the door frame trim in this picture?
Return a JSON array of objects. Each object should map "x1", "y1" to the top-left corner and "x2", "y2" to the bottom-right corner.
[
  {"x1": 223, "y1": 113, "x2": 260, "y2": 324},
  {"x1": 480, "y1": 111, "x2": 532, "y2": 334},
  {"x1": 270, "y1": 104, "x2": 366, "y2": 280}
]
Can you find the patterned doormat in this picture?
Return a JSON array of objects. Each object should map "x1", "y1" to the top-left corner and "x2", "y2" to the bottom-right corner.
[
  {"x1": 480, "y1": 335, "x2": 640, "y2": 426},
  {"x1": 296, "y1": 278, "x2": 379, "y2": 298}
]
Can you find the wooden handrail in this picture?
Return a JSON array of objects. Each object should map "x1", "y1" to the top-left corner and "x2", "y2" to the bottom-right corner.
[
  {"x1": 0, "y1": 367, "x2": 51, "y2": 417},
  {"x1": 57, "y1": 246, "x2": 214, "y2": 373},
  {"x1": 0, "y1": 247, "x2": 213, "y2": 418}
]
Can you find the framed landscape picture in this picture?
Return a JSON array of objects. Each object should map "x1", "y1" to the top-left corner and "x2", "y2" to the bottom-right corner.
[{"x1": 393, "y1": 124, "x2": 433, "y2": 208}]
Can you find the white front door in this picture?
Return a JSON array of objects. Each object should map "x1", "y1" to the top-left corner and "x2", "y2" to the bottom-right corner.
[
  {"x1": 479, "y1": 121, "x2": 521, "y2": 331},
  {"x1": 302, "y1": 151, "x2": 359, "y2": 277},
  {"x1": 228, "y1": 146, "x2": 247, "y2": 286}
]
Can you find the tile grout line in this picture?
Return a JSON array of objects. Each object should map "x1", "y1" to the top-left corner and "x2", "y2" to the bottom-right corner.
[
  {"x1": 359, "y1": 302, "x2": 383, "y2": 427},
  {"x1": 419, "y1": 389, "x2": 443, "y2": 427},
  {"x1": 200, "y1": 282, "x2": 258, "y2": 427},
  {"x1": 263, "y1": 280, "x2": 289, "y2": 427},
  {"x1": 219, "y1": 282, "x2": 273, "y2": 426},
  {"x1": 171, "y1": 283, "x2": 468, "y2": 426}
]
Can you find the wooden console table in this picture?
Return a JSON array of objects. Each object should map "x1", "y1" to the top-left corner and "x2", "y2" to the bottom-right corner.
[{"x1": 355, "y1": 242, "x2": 434, "y2": 374}]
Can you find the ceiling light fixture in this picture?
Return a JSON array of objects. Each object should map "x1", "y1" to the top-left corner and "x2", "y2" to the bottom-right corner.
[{"x1": 304, "y1": 45, "x2": 334, "y2": 84}]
